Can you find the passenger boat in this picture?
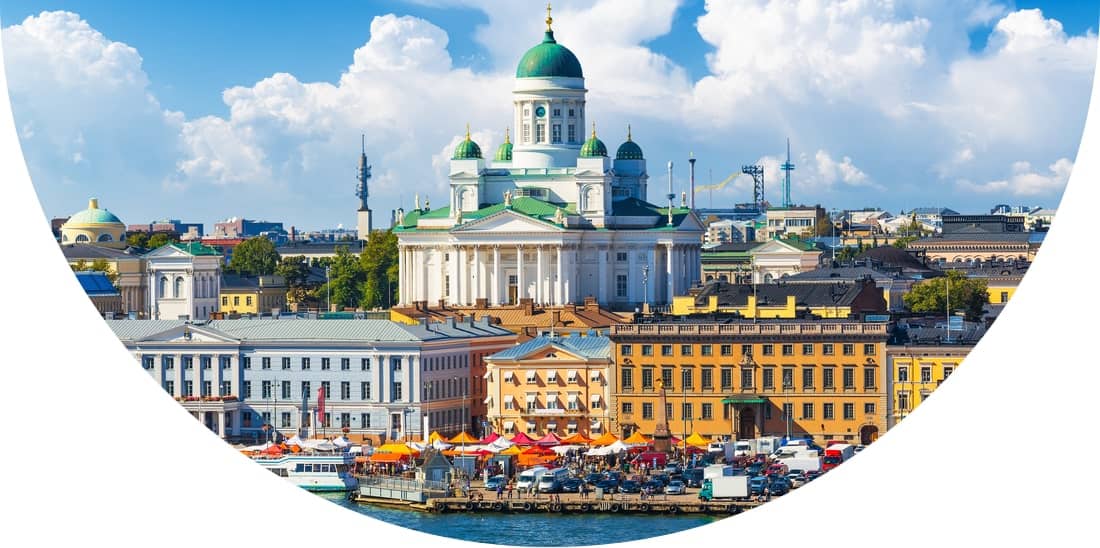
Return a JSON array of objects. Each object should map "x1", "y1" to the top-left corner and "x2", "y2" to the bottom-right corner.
[{"x1": 254, "y1": 452, "x2": 359, "y2": 492}]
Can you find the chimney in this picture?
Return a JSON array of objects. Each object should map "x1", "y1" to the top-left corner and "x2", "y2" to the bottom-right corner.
[
  {"x1": 475, "y1": 297, "x2": 488, "y2": 308},
  {"x1": 551, "y1": 310, "x2": 561, "y2": 327},
  {"x1": 438, "y1": 299, "x2": 447, "y2": 309},
  {"x1": 520, "y1": 298, "x2": 534, "y2": 316},
  {"x1": 583, "y1": 296, "x2": 598, "y2": 309}
]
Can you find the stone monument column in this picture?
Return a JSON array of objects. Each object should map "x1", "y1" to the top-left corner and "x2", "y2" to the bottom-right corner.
[{"x1": 652, "y1": 378, "x2": 671, "y2": 453}]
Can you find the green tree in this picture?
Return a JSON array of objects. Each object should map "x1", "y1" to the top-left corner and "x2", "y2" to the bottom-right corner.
[
  {"x1": 902, "y1": 270, "x2": 989, "y2": 321},
  {"x1": 147, "y1": 233, "x2": 176, "y2": 249},
  {"x1": 125, "y1": 232, "x2": 149, "y2": 248},
  {"x1": 316, "y1": 246, "x2": 364, "y2": 310},
  {"x1": 358, "y1": 229, "x2": 399, "y2": 309},
  {"x1": 276, "y1": 255, "x2": 314, "y2": 306},
  {"x1": 892, "y1": 235, "x2": 919, "y2": 249},
  {"x1": 229, "y1": 236, "x2": 280, "y2": 276}
]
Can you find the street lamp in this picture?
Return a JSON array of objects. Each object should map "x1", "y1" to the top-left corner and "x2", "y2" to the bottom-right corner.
[{"x1": 642, "y1": 264, "x2": 649, "y2": 312}]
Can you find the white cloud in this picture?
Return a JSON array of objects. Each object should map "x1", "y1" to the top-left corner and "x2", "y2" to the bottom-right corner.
[{"x1": 958, "y1": 158, "x2": 1074, "y2": 195}]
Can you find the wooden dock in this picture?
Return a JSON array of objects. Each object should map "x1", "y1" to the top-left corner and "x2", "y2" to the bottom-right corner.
[{"x1": 420, "y1": 495, "x2": 761, "y2": 515}]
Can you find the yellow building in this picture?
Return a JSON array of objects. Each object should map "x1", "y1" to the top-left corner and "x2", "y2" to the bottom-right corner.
[
  {"x1": 886, "y1": 324, "x2": 984, "y2": 428},
  {"x1": 610, "y1": 320, "x2": 889, "y2": 446},
  {"x1": 60, "y1": 198, "x2": 127, "y2": 247},
  {"x1": 484, "y1": 336, "x2": 612, "y2": 438},
  {"x1": 671, "y1": 278, "x2": 887, "y2": 319},
  {"x1": 219, "y1": 274, "x2": 288, "y2": 316}
]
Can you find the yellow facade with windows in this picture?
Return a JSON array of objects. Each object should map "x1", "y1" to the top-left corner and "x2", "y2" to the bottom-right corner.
[
  {"x1": 610, "y1": 321, "x2": 888, "y2": 446},
  {"x1": 886, "y1": 345, "x2": 972, "y2": 428},
  {"x1": 671, "y1": 294, "x2": 854, "y2": 319},
  {"x1": 218, "y1": 275, "x2": 288, "y2": 316},
  {"x1": 484, "y1": 337, "x2": 612, "y2": 439}
]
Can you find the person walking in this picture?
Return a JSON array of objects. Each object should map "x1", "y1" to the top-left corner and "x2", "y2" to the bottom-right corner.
[{"x1": 496, "y1": 483, "x2": 504, "y2": 500}]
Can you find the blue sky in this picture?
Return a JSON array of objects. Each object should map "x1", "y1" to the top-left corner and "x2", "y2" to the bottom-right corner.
[{"x1": 2, "y1": 1, "x2": 1098, "y2": 230}]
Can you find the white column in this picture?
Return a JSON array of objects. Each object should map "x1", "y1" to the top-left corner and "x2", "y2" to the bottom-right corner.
[
  {"x1": 517, "y1": 245, "x2": 525, "y2": 301},
  {"x1": 492, "y1": 246, "x2": 501, "y2": 306},
  {"x1": 555, "y1": 245, "x2": 563, "y2": 305},
  {"x1": 536, "y1": 245, "x2": 545, "y2": 304},
  {"x1": 646, "y1": 248, "x2": 656, "y2": 306},
  {"x1": 398, "y1": 246, "x2": 407, "y2": 305},
  {"x1": 472, "y1": 245, "x2": 481, "y2": 303},
  {"x1": 407, "y1": 355, "x2": 416, "y2": 404},
  {"x1": 666, "y1": 243, "x2": 675, "y2": 303},
  {"x1": 448, "y1": 246, "x2": 459, "y2": 305},
  {"x1": 456, "y1": 246, "x2": 465, "y2": 305},
  {"x1": 216, "y1": 409, "x2": 225, "y2": 439},
  {"x1": 597, "y1": 246, "x2": 607, "y2": 304},
  {"x1": 627, "y1": 247, "x2": 637, "y2": 304},
  {"x1": 380, "y1": 354, "x2": 390, "y2": 402}
]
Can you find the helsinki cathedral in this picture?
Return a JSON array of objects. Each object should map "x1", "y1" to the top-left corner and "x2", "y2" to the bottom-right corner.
[{"x1": 394, "y1": 7, "x2": 703, "y2": 309}]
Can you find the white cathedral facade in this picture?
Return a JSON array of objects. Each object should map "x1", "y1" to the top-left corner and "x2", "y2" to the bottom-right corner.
[{"x1": 395, "y1": 12, "x2": 704, "y2": 309}]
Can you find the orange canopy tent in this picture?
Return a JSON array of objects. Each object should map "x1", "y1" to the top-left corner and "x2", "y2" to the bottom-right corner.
[
  {"x1": 522, "y1": 445, "x2": 555, "y2": 456},
  {"x1": 499, "y1": 445, "x2": 524, "y2": 456},
  {"x1": 517, "y1": 454, "x2": 557, "y2": 467},
  {"x1": 374, "y1": 442, "x2": 417, "y2": 455},
  {"x1": 427, "y1": 431, "x2": 446, "y2": 443},
  {"x1": 369, "y1": 452, "x2": 407, "y2": 463},
  {"x1": 623, "y1": 431, "x2": 650, "y2": 445},
  {"x1": 683, "y1": 432, "x2": 710, "y2": 447},
  {"x1": 260, "y1": 444, "x2": 285, "y2": 456},
  {"x1": 449, "y1": 431, "x2": 479, "y2": 444},
  {"x1": 590, "y1": 432, "x2": 620, "y2": 446},
  {"x1": 560, "y1": 432, "x2": 592, "y2": 445}
]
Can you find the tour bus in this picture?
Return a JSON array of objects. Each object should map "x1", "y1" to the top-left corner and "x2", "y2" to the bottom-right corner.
[{"x1": 517, "y1": 466, "x2": 550, "y2": 490}]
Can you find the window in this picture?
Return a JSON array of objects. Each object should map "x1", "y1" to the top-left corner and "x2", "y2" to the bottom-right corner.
[
  {"x1": 665, "y1": 403, "x2": 674, "y2": 420},
  {"x1": 823, "y1": 343, "x2": 835, "y2": 356},
  {"x1": 547, "y1": 370, "x2": 559, "y2": 383},
  {"x1": 762, "y1": 344, "x2": 774, "y2": 356},
  {"x1": 301, "y1": 357, "x2": 310, "y2": 370},
  {"x1": 802, "y1": 368, "x2": 814, "y2": 390},
  {"x1": 260, "y1": 412, "x2": 271, "y2": 427},
  {"x1": 843, "y1": 368, "x2": 856, "y2": 390},
  {"x1": 801, "y1": 344, "x2": 814, "y2": 356},
  {"x1": 553, "y1": 108, "x2": 561, "y2": 117},
  {"x1": 568, "y1": 108, "x2": 575, "y2": 117},
  {"x1": 201, "y1": 381, "x2": 211, "y2": 396},
  {"x1": 233, "y1": 296, "x2": 240, "y2": 306},
  {"x1": 864, "y1": 402, "x2": 875, "y2": 415},
  {"x1": 661, "y1": 345, "x2": 673, "y2": 357},
  {"x1": 721, "y1": 345, "x2": 732, "y2": 356},
  {"x1": 661, "y1": 368, "x2": 673, "y2": 388},
  {"x1": 641, "y1": 345, "x2": 653, "y2": 356},
  {"x1": 341, "y1": 358, "x2": 350, "y2": 371},
  {"x1": 621, "y1": 368, "x2": 634, "y2": 389},
  {"x1": 622, "y1": 402, "x2": 633, "y2": 415},
  {"x1": 221, "y1": 381, "x2": 231, "y2": 396},
  {"x1": 142, "y1": 356, "x2": 154, "y2": 370},
  {"x1": 701, "y1": 345, "x2": 713, "y2": 357},
  {"x1": 863, "y1": 367, "x2": 876, "y2": 390},
  {"x1": 762, "y1": 368, "x2": 774, "y2": 390},
  {"x1": 701, "y1": 403, "x2": 713, "y2": 420},
  {"x1": 863, "y1": 344, "x2": 876, "y2": 356},
  {"x1": 392, "y1": 381, "x2": 402, "y2": 400},
  {"x1": 526, "y1": 394, "x2": 537, "y2": 413},
  {"x1": 642, "y1": 402, "x2": 654, "y2": 419},
  {"x1": 242, "y1": 357, "x2": 251, "y2": 370},
  {"x1": 535, "y1": 123, "x2": 545, "y2": 143},
  {"x1": 552, "y1": 124, "x2": 561, "y2": 143},
  {"x1": 782, "y1": 368, "x2": 794, "y2": 389},
  {"x1": 843, "y1": 403, "x2": 855, "y2": 420},
  {"x1": 321, "y1": 358, "x2": 330, "y2": 370},
  {"x1": 681, "y1": 368, "x2": 693, "y2": 390},
  {"x1": 802, "y1": 402, "x2": 814, "y2": 419},
  {"x1": 641, "y1": 368, "x2": 654, "y2": 389},
  {"x1": 1000, "y1": 291, "x2": 1009, "y2": 302},
  {"x1": 523, "y1": 123, "x2": 531, "y2": 143},
  {"x1": 823, "y1": 367, "x2": 835, "y2": 390},
  {"x1": 843, "y1": 344, "x2": 855, "y2": 356},
  {"x1": 701, "y1": 368, "x2": 713, "y2": 390},
  {"x1": 339, "y1": 412, "x2": 350, "y2": 428},
  {"x1": 362, "y1": 358, "x2": 370, "y2": 371},
  {"x1": 567, "y1": 124, "x2": 576, "y2": 143},
  {"x1": 280, "y1": 412, "x2": 291, "y2": 428},
  {"x1": 823, "y1": 403, "x2": 835, "y2": 420},
  {"x1": 616, "y1": 274, "x2": 628, "y2": 298},
  {"x1": 943, "y1": 366, "x2": 954, "y2": 379},
  {"x1": 721, "y1": 368, "x2": 732, "y2": 389},
  {"x1": 621, "y1": 345, "x2": 633, "y2": 357},
  {"x1": 616, "y1": 252, "x2": 628, "y2": 261},
  {"x1": 526, "y1": 370, "x2": 538, "y2": 384},
  {"x1": 898, "y1": 392, "x2": 910, "y2": 410},
  {"x1": 340, "y1": 381, "x2": 350, "y2": 400},
  {"x1": 282, "y1": 357, "x2": 291, "y2": 370},
  {"x1": 764, "y1": 405, "x2": 772, "y2": 420},
  {"x1": 261, "y1": 357, "x2": 270, "y2": 370},
  {"x1": 221, "y1": 296, "x2": 228, "y2": 306},
  {"x1": 201, "y1": 357, "x2": 210, "y2": 370},
  {"x1": 741, "y1": 344, "x2": 753, "y2": 356},
  {"x1": 281, "y1": 381, "x2": 291, "y2": 399},
  {"x1": 898, "y1": 366, "x2": 909, "y2": 382},
  {"x1": 682, "y1": 403, "x2": 693, "y2": 420},
  {"x1": 567, "y1": 394, "x2": 579, "y2": 410},
  {"x1": 681, "y1": 345, "x2": 693, "y2": 357},
  {"x1": 221, "y1": 357, "x2": 231, "y2": 370},
  {"x1": 504, "y1": 397, "x2": 516, "y2": 410},
  {"x1": 740, "y1": 368, "x2": 754, "y2": 389},
  {"x1": 921, "y1": 367, "x2": 932, "y2": 383},
  {"x1": 246, "y1": 296, "x2": 252, "y2": 306},
  {"x1": 782, "y1": 344, "x2": 794, "y2": 356},
  {"x1": 164, "y1": 381, "x2": 174, "y2": 394}
]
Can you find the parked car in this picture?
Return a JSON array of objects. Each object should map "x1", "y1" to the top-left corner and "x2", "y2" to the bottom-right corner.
[
  {"x1": 650, "y1": 473, "x2": 670, "y2": 486},
  {"x1": 619, "y1": 480, "x2": 642, "y2": 494},
  {"x1": 786, "y1": 473, "x2": 806, "y2": 489},
  {"x1": 665, "y1": 480, "x2": 686, "y2": 495},
  {"x1": 560, "y1": 478, "x2": 583, "y2": 493},
  {"x1": 853, "y1": 445, "x2": 866, "y2": 453},
  {"x1": 684, "y1": 467, "x2": 705, "y2": 488},
  {"x1": 749, "y1": 476, "x2": 770, "y2": 495},
  {"x1": 766, "y1": 463, "x2": 789, "y2": 476},
  {"x1": 485, "y1": 475, "x2": 506, "y2": 491},
  {"x1": 584, "y1": 473, "x2": 603, "y2": 485},
  {"x1": 804, "y1": 470, "x2": 823, "y2": 481},
  {"x1": 642, "y1": 479, "x2": 665, "y2": 494},
  {"x1": 768, "y1": 480, "x2": 790, "y2": 496},
  {"x1": 595, "y1": 479, "x2": 619, "y2": 493},
  {"x1": 746, "y1": 462, "x2": 765, "y2": 476}
]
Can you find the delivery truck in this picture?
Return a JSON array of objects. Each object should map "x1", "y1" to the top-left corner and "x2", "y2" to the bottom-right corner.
[
  {"x1": 698, "y1": 476, "x2": 751, "y2": 501},
  {"x1": 822, "y1": 443, "x2": 855, "y2": 471},
  {"x1": 779, "y1": 456, "x2": 821, "y2": 474}
]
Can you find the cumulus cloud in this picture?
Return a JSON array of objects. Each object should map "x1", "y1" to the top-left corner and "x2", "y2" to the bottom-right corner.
[{"x1": 958, "y1": 158, "x2": 1074, "y2": 195}]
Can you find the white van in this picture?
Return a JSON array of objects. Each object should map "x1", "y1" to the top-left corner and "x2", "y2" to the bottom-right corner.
[
  {"x1": 537, "y1": 467, "x2": 570, "y2": 493},
  {"x1": 517, "y1": 466, "x2": 549, "y2": 490}
]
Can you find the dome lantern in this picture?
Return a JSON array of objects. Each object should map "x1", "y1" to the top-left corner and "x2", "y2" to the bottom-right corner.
[
  {"x1": 615, "y1": 124, "x2": 644, "y2": 160},
  {"x1": 495, "y1": 127, "x2": 514, "y2": 162},
  {"x1": 452, "y1": 123, "x2": 483, "y2": 160},
  {"x1": 580, "y1": 123, "x2": 608, "y2": 158}
]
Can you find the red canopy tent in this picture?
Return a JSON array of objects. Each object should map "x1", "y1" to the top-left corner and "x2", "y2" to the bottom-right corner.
[
  {"x1": 522, "y1": 445, "x2": 556, "y2": 456},
  {"x1": 533, "y1": 432, "x2": 562, "y2": 447},
  {"x1": 509, "y1": 432, "x2": 537, "y2": 445},
  {"x1": 479, "y1": 432, "x2": 501, "y2": 444}
]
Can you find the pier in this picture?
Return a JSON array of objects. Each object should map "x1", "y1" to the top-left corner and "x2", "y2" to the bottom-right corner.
[{"x1": 423, "y1": 495, "x2": 760, "y2": 515}]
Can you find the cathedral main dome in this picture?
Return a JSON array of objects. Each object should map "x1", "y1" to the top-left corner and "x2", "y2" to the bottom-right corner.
[{"x1": 515, "y1": 30, "x2": 583, "y2": 79}]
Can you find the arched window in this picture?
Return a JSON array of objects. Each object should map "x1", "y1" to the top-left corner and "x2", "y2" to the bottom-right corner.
[
  {"x1": 62, "y1": 235, "x2": 69, "y2": 242},
  {"x1": 97, "y1": 234, "x2": 113, "y2": 242},
  {"x1": 174, "y1": 277, "x2": 184, "y2": 298},
  {"x1": 159, "y1": 276, "x2": 168, "y2": 297},
  {"x1": 75, "y1": 234, "x2": 89, "y2": 243}
]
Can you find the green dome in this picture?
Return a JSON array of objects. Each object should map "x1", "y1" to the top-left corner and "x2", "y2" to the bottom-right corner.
[
  {"x1": 516, "y1": 31, "x2": 583, "y2": 79},
  {"x1": 495, "y1": 129, "x2": 513, "y2": 162},
  {"x1": 616, "y1": 126, "x2": 643, "y2": 160},
  {"x1": 453, "y1": 126, "x2": 483, "y2": 160},
  {"x1": 67, "y1": 198, "x2": 123, "y2": 225},
  {"x1": 580, "y1": 134, "x2": 607, "y2": 158}
]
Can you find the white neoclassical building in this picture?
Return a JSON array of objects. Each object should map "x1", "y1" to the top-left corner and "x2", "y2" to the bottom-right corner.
[
  {"x1": 394, "y1": 11, "x2": 704, "y2": 310},
  {"x1": 144, "y1": 242, "x2": 223, "y2": 320}
]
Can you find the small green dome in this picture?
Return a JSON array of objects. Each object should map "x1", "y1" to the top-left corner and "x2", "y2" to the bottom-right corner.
[
  {"x1": 580, "y1": 124, "x2": 607, "y2": 158},
  {"x1": 67, "y1": 198, "x2": 123, "y2": 225},
  {"x1": 615, "y1": 125, "x2": 643, "y2": 160},
  {"x1": 495, "y1": 128, "x2": 513, "y2": 162},
  {"x1": 453, "y1": 125, "x2": 482, "y2": 160},
  {"x1": 516, "y1": 31, "x2": 583, "y2": 79}
]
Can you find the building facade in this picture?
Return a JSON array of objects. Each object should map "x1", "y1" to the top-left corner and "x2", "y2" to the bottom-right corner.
[
  {"x1": 144, "y1": 242, "x2": 223, "y2": 320},
  {"x1": 110, "y1": 318, "x2": 515, "y2": 443},
  {"x1": 610, "y1": 320, "x2": 889, "y2": 446},
  {"x1": 394, "y1": 13, "x2": 704, "y2": 310},
  {"x1": 219, "y1": 274, "x2": 288, "y2": 316},
  {"x1": 886, "y1": 343, "x2": 971, "y2": 429},
  {"x1": 760, "y1": 206, "x2": 826, "y2": 241},
  {"x1": 484, "y1": 336, "x2": 612, "y2": 438},
  {"x1": 61, "y1": 244, "x2": 147, "y2": 316}
]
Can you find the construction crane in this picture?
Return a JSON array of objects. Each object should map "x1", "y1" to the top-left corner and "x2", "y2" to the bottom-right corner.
[{"x1": 694, "y1": 166, "x2": 765, "y2": 210}]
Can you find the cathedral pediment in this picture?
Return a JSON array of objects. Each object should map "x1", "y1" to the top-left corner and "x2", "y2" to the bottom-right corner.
[
  {"x1": 451, "y1": 209, "x2": 563, "y2": 233},
  {"x1": 132, "y1": 324, "x2": 239, "y2": 344}
]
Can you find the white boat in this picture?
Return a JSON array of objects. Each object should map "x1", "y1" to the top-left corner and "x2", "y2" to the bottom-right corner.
[{"x1": 254, "y1": 452, "x2": 359, "y2": 492}]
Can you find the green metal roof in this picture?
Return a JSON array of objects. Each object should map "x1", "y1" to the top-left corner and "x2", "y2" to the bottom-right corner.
[
  {"x1": 515, "y1": 31, "x2": 583, "y2": 79},
  {"x1": 169, "y1": 242, "x2": 222, "y2": 256},
  {"x1": 580, "y1": 134, "x2": 607, "y2": 158},
  {"x1": 495, "y1": 141, "x2": 513, "y2": 162},
  {"x1": 453, "y1": 136, "x2": 482, "y2": 160},
  {"x1": 615, "y1": 139, "x2": 643, "y2": 160}
]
